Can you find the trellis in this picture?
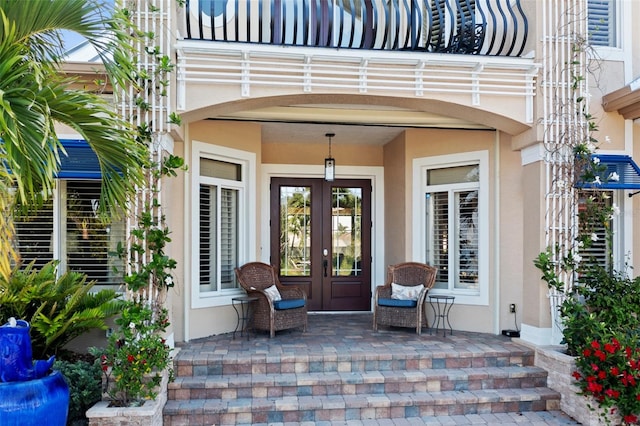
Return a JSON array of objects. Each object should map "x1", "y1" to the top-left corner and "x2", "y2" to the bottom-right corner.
[
  {"x1": 119, "y1": 0, "x2": 174, "y2": 305},
  {"x1": 541, "y1": 0, "x2": 589, "y2": 344}
]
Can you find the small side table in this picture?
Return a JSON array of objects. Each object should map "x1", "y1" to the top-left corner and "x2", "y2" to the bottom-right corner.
[
  {"x1": 231, "y1": 296, "x2": 258, "y2": 340},
  {"x1": 429, "y1": 295, "x2": 455, "y2": 337}
]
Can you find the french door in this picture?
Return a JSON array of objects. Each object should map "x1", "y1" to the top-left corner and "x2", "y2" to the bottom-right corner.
[{"x1": 270, "y1": 178, "x2": 372, "y2": 311}]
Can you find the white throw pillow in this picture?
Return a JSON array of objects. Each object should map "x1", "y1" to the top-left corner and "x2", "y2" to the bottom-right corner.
[
  {"x1": 391, "y1": 283, "x2": 421, "y2": 301},
  {"x1": 263, "y1": 285, "x2": 282, "y2": 302}
]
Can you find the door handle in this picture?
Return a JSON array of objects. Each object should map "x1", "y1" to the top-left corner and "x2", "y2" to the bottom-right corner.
[{"x1": 323, "y1": 259, "x2": 328, "y2": 277}]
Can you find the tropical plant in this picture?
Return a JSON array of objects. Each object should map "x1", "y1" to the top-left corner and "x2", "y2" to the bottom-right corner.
[
  {"x1": 0, "y1": 0, "x2": 147, "y2": 280},
  {"x1": 90, "y1": 300, "x2": 172, "y2": 407},
  {"x1": 54, "y1": 357, "x2": 102, "y2": 426},
  {"x1": 0, "y1": 260, "x2": 124, "y2": 359}
]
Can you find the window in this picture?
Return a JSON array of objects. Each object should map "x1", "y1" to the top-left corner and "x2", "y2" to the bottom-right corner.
[
  {"x1": 14, "y1": 180, "x2": 125, "y2": 288},
  {"x1": 413, "y1": 151, "x2": 488, "y2": 305},
  {"x1": 191, "y1": 142, "x2": 255, "y2": 308},
  {"x1": 577, "y1": 189, "x2": 614, "y2": 270},
  {"x1": 588, "y1": 0, "x2": 618, "y2": 48}
]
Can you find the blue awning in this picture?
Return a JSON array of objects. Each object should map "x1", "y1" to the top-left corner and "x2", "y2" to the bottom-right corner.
[
  {"x1": 57, "y1": 139, "x2": 101, "y2": 179},
  {"x1": 578, "y1": 154, "x2": 640, "y2": 190}
]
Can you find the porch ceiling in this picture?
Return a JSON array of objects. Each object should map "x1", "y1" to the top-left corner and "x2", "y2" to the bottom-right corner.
[{"x1": 216, "y1": 104, "x2": 491, "y2": 145}]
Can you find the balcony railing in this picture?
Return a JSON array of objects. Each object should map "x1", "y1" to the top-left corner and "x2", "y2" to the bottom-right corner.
[{"x1": 182, "y1": 0, "x2": 528, "y2": 57}]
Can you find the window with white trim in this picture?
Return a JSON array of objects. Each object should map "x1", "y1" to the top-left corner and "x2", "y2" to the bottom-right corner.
[
  {"x1": 588, "y1": 0, "x2": 618, "y2": 48},
  {"x1": 192, "y1": 142, "x2": 254, "y2": 308},
  {"x1": 414, "y1": 151, "x2": 488, "y2": 305},
  {"x1": 14, "y1": 180, "x2": 125, "y2": 288}
]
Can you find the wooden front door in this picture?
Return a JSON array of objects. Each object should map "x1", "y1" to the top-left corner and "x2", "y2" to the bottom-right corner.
[{"x1": 270, "y1": 178, "x2": 372, "y2": 311}]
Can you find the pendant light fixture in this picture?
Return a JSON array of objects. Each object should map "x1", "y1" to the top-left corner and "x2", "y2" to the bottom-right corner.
[{"x1": 324, "y1": 132, "x2": 335, "y2": 181}]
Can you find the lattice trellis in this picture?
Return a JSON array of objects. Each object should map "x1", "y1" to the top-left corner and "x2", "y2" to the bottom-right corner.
[
  {"x1": 541, "y1": 0, "x2": 589, "y2": 344},
  {"x1": 118, "y1": 0, "x2": 174, "y2": 304}
]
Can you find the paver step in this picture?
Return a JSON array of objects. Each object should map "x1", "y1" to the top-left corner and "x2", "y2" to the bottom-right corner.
[
  {"x1": 168, "y1": 366, "x2": 549, "y2": 401},
  {"x1": 173, "y1": 350, "x2": 534, "y2": 377},
  {"x1": 163, "y1": 387, "x2": 561, "y2": 425}
]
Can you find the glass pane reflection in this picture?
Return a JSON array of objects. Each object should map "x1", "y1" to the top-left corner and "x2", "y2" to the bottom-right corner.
[
  {"x1": 280, "y1": 186, "x2": 311, "y2": 276},
  {"x1": 332, "y1": 187, "x2": 362, "y2": 276}
]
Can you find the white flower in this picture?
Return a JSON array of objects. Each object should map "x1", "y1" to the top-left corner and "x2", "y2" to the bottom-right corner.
[
  {"x1": 556, "y1": 180, "x2": 566, "y2": 189},
  {"x1": 605, "y1": 136, "x2": 612, "y2": 144},
  {"x1": 612, "y1": 204, "x2": 620, "y2": 215},
  {"x1": 608, "y1": 172, "x2": 620, "y2": 182},
  {"x1": 586, "y1": 142, "x2": 597, "y2": 153},
  {"x1": 573, "y1": 254, "x2": 582, "y2": 264},
  {"x1": 591, "y1": 233, "x2": 599, "y2": 242},
  {"x1": 164, "y1": 276, "x2": 173, "y2": 286},
  {"x1": 592, "y1": 176, "x2": 602, "y2": 185},
  {"x1": 129, "y1": 322, "x2": 136, "y2": 329},
  {"x1": 578, "y1": 241, "x2": 584, "y2": 247},
  {"x1": 592, "y1": 157, "x2": 601, "y2": 165}
]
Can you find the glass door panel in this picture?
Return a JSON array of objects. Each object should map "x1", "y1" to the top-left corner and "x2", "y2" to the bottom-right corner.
[
  {"x1": 331, "y1": 187, "x2": 363, "y2": 277},
  {"x1": 279, "y1": 186, "x2": 312, "y2": 277}
]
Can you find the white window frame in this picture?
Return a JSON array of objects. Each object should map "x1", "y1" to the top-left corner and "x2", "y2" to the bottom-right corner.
[
  {"x1": 190, "y1": 141, "x2": 256, "y2": 308},
  {"x1": 412, "y1": 151, "x2": 489, "y2": 306}
]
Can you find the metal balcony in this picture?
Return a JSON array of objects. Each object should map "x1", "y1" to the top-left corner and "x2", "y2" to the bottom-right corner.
[{"x1": 182, "y1": 0, "x2": 528, "y2": 57}]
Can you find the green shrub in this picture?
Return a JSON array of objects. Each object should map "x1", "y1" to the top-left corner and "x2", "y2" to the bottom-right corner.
[
  {"x1": 55, "y1": 358, "x2": 102, "y2": 426},
  {"x1": 0, "y1": 260, "x2": 124, "y2": 358},
  {"x1": 561, "y1": 265, "x2": 640, "y2": 356}
]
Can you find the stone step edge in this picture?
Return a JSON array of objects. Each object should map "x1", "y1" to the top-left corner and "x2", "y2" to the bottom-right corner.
[
  {"x1": 163, "y1": 387, "x2": 561, "y2": 415},
  {"x1": 168, "y1": 365, "x2": 548, "y2": 391},
  {"x1": 173, "y1": 348, "x2": 534, "y2": 366},
  {"x1": 173, "y1": 354, "x2": 536, "y2": 377}
]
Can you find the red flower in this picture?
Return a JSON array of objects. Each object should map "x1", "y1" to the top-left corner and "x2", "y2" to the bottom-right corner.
[
  {"x1": 604, "y1": 343, "x2": 616, "y2": 354},
  {"x1": 127, "y1": 354, "x2": 135, "y2": 362},
  {"x1": 591, "y1": 363, "x2": 600, "y2": 372},
  {"x1": 583, "y1": 348, "x2": 593, "y2": 357},
  {"x1": 604, "y1": 388, "x2": 620, "y2": 399},
  {"x1": 624, "y1": 415, "x2": 638, "y2": 424},
  {"x1": 572, "y1": 371, "x2": 582, "y2": 380},
  {"x1": 611, "y1": 366, "x2": 620, "y2": 376},
  {"x1": 595, "y1": 350, "x2": 606, "y2": 362},
  {"x1": 612, "y1": 338, "x2": 621, "y2": 350},
  {"x1": 598, "y1": 371, "x2": 607, "y2": 380},
  {"x1": 636, "y1": 394, "x2": 640, "y2": 401}
]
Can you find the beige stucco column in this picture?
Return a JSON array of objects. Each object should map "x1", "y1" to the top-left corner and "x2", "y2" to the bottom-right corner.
[{"x1": 518, "y1": 143, "x2": 555, "y2": 345}]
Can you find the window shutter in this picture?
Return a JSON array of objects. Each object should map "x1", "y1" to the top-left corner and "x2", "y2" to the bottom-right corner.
[
  {"x1": 14, "y1": 200, "x2": 54, "y2": 268},
  {"x1": 65, "y1": 181, "x2": 124, "y2": 287},
  {"x1": 578, "y1": 190, "x2": 612, "y2": 270},
  {"x1": 199, "y1": 184, "x2": 217, "y2": 291},
  {"x1": 427, "y1": 191, "x2": 449, "y2": 288},
  {"x1": 220, "y1": 188, "x2": 238, "y2": 290},
  {"x1": 588, "y1": 0, "x2": 615, "y2": 47},
  {"x1": 455, "y1": 190, "x2": 479, "y2": 289}
]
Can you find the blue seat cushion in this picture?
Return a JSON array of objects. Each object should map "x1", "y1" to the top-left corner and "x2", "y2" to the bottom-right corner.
[
  {"x1": 273, "y1": 298, "x2": 306, "y2": 310},
  {"x1": 377, "y1": 297, "x2": 417, "y2": 308}
]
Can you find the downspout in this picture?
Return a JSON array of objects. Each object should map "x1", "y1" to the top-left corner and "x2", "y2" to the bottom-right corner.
[{"x1": 493, "y1": 130, "x2": 501, "y2": 335}]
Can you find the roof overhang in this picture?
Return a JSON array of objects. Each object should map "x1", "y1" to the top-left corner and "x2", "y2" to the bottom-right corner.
[{"x1": 602, "y1": 77, "x2": 640, "y2": 120}]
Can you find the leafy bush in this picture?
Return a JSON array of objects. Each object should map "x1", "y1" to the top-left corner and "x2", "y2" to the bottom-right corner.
[
  {"x1": 55, "y1": 358, "x2": 102, "y2": 426},
  {"x1": 90, "y1": 300, "x2": 173, "y2": 407},
  {"x1": 0, "y1": 260, "x2": 124, "y2": 358},
  {"x1": 561, "y1": 265, "x2": 640, "y2": 356}
]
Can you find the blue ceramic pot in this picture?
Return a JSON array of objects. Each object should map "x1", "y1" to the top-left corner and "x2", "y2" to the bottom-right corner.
[{"x1": 0, "y1": 370, "x2": 69, "y2": 426}]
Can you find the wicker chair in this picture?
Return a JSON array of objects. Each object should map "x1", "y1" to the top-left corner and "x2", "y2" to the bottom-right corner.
[
  {"x1": 373, "y1": 262, "x2": 438, "y2": 335},
  {"x1": 234, "y1": 262, "x2": 308, "y2": 338}
]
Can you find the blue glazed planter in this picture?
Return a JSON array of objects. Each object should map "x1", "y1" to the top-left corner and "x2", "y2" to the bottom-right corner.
[{"x1": 0, "y1": 370, "x2": 69, "y2": 426}]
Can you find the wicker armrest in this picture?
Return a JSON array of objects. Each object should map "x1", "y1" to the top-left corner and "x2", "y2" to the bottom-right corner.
[
  {"x1": 280, "y1": 287, "x2": 306, "y2": 301},
  {"x1": 375, "y1": 286, "x2": 392, "y2": 299}
]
